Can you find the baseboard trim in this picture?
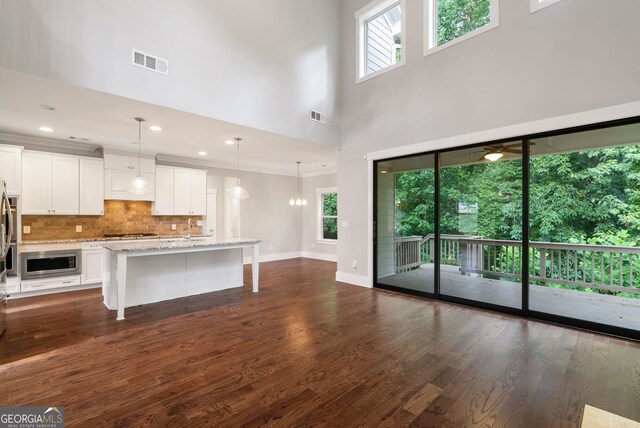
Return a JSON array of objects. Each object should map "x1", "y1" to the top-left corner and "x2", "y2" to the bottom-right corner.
[
  {"x1": 335, "y1": 271, "x2": 372, "y2": 288},
  {"x1": 301, "y1": 251, "x2": 337, "y2": 262}
]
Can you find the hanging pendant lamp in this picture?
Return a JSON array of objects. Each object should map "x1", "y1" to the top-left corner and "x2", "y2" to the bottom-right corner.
[
  {"x1": 125, "y1": 117, "x2": 152, "y2": 195},
  {"x1": 289, "y1": 161, "x2": 307, "y2": 206},
  {"x1": 228, "y1": 138, "x2": 249, "y2": 200}
]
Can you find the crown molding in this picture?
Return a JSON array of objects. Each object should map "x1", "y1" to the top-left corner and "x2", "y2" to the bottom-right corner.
[
  {"x1": 0, "y1": 132, "x2": 101, "y2": 154},
  {"x1": 155, "y1": 153, "x2": 336, "y2": 178}
]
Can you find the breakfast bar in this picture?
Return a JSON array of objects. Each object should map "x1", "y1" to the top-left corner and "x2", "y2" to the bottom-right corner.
[{"x1": 102, "y1": 237, "x2": 261, "y2": 320}]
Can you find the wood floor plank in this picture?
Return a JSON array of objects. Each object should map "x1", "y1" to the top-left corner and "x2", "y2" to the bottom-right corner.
[{"x1": 1, "y1": 258, "x2": 639, "y2": 427}]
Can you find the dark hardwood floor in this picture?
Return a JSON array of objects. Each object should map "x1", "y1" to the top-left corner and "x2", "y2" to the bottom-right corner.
[{"x1": 1, "y1": 258, "x2": 639, "y2": 427}]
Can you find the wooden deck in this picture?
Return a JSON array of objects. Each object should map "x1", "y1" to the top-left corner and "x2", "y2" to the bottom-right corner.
[{"x1": 379, "y1": 264, "x2": 640, "y2": 331}]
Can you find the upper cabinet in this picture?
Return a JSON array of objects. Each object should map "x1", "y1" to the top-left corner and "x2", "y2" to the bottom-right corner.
[
  {"x1": 153, "y1": 166, "x2": 207, "y2": 216},
  {"x1": 22, "y1": 151, "x2": 103, "y2": 215},
  {"x1": 0, "y1": 145, "x2": 22, "y2": 196},
  {"x1": 103, "y1": 153, "x2": 155, "y2": 201},
  {"x1": 79, "y1": 158, "x2": 104, "y2": 215},
  {"x1": 154, "y1": 166, "x2": 174, "y2": 215},
  {"x1": 22, "y1": 151, "x2": 78, "y2": 215}
]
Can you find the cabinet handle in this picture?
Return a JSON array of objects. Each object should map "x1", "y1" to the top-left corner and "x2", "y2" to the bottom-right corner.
[
  {"x1": 47, "y1": 210, "x2": 51, "y2": 213},
  {"x1": 62, "y1": 280, "x2": 72, "y2": 284}
]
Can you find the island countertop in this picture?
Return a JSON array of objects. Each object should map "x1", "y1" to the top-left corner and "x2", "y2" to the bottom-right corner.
[{"x1": 102, "y1": 237, "x2": 261, "y2": 253}]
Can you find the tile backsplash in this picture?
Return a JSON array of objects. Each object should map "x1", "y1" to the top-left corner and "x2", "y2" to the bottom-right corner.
[{"x1": 21, "y1": 200, "x2": 203, "y2": 241}]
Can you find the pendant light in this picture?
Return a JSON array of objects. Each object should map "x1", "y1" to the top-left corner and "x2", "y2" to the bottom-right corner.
[
  {"x1": 289, "y1": 161, "x2": 307, "y2": 206},
  {"x1": 125, "y1": 117, "x2": 152, "y2": 195},
  {"x1": 228, "y1": 137, "x2": 249, "y2": 200}
]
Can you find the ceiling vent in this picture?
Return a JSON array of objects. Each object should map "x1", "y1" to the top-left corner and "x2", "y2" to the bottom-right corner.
[
  {"x1": 309, "y1": 109, "x2": 326, "y2": 124},
  {"x1": 132, "y1": 49, "x2": 168, "y2": 75}
]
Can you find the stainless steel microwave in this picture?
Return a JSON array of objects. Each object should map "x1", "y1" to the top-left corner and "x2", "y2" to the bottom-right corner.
[{"x1": 21, "y1": 250, "x2": 82, "y2": 280}]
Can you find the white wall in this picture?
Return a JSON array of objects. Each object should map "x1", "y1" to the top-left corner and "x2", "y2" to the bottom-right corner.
[
  {"x1": 336, "y1": 0, "x2": 640, "y2": 283},
  {"x1": 0, "y1": 0, "x2": 341, "y2": 147},
  {"x1": 301, "y1": 173, "x2": 338, "y2": 260}
]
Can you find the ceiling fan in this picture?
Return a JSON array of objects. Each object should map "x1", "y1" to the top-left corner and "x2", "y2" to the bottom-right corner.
[{"x1": 476, "y1": 142, "x2": 534, "y2": 161}]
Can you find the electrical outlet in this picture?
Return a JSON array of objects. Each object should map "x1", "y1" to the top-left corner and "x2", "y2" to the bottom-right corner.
[
  {"x1": 23, "y1": 226, "x2": 30, "y2": 234},
  {"x1": 352, "y1": 260, "x2": 358, "y2": 269},
  {"x1": 171, "y1": 224, "x2": 176, "y2": 231},
  {"x1": 311, "y1": 243, "x2": 315, "y2": 248},
  {"x1": 342, "y1": 220, "x2": 349, "y2": 227},
  {"x1": 269, "y1": 245, "x2": 273, "y2": 250},
  {"x1": 196, "y1": 220, "x2": 203, "y2": 226},
  {"x1": 76, "y1": 225, "x2": 82, "y2": 233}
]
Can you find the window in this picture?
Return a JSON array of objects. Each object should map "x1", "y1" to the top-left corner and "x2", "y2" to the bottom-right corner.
[
  {"x1": 355, "y1": 0, "x2": 406, "y2": 83},
  {"x1": 317, "y1": 187, "x2": 338, "y2": 242},
  {"x1": 530, "y1": 0, "x2": 564, "y2": 13},
  {"x1": 424, "y1": 0, "x2": 499, "y2": 56}
]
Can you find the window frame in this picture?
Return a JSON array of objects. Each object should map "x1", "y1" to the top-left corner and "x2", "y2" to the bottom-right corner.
[
  {"x1": 355, "y1": 0, "x2": 407, "y2": 84},
  {"x1": 423, "y1": 0, "x2": 500, "y2": 57},
  {"x1": 530, "y1": 0, "x2": 564, "y2": 13},
  {"x1": 317, "y1": 187, "x2": 338, "y2": 244}
]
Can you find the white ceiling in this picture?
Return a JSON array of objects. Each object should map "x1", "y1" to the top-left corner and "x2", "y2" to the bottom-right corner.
[{"x1": 0, "y1": 68, "x2": 338, "y2": 177}]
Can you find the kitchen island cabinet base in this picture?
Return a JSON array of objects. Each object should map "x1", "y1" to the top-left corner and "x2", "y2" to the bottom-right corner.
[{"x1": 102, "y1": 240, "x2": 260, "y2": 320}]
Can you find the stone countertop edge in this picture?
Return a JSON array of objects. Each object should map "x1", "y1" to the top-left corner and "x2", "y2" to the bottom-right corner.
[
  {"x1": 20, "y1": 235, "x2": 213, "y2": 245},
  {"x1": 102, "y1": 238, "x2": 262, "y2": 253}
]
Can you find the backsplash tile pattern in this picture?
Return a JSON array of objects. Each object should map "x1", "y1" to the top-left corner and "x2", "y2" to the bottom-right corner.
[{"x1": 22, "y1": 200, "x2": 203, "y2": 241}]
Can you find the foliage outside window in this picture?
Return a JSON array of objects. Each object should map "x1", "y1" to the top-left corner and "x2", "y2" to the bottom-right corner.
[
  {"x1": 424, "y1": 0, "x2": 499, "y2": 56},
  {"x1": 356, "y1": 0, "x2": 406, "y2": 83},
  {"x1": 318, "y1": 188, "x2": 338, "y2": 241}
]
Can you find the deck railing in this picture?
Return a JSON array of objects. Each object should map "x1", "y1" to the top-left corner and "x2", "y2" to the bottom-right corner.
[{"x1": 394, "y1": 234, "x2": 640, "y2": 294}]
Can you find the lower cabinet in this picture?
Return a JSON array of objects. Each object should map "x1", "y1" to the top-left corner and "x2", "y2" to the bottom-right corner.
[
  {"x1": 21, "y1": 275, "x2": 81, "y2": 293},
  {"x1": 82, "y1": 249, "x2": 103, "y2": 285}
]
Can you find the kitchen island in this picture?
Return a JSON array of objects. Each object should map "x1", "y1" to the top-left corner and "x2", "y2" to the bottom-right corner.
[{"x1": 102, "y1": 237, "x2": 261, "y2": 320}]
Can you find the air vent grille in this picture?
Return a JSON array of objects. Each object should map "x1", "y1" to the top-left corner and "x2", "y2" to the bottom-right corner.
[
  {"x1": 132, "y1": 49, "x2": 168, "y2": 75},
  {"x1": 309, "y1": 109, "x2": 326, "y2": 124}
]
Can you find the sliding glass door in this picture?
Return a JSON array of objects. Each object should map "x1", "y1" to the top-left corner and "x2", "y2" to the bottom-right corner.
[
  {"x1": 528, "y1": 122, "x2": 640, "y2": 332},
  {"x1": 373, "y1": 118, "x2": 640, "y2": 338},
  {"x1": 375, "y1": 154, "x2": 436, "y2": 294},
  {"x1": 439, "y1": 142, "x2": 523, "y2": 309}
]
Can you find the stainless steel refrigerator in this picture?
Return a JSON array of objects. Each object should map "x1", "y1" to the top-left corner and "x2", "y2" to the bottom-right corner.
[{"x1": 0, "y1": 179, "x2": 14, "y2": 335}]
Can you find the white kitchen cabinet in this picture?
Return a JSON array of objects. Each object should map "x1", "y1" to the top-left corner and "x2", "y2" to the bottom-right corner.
[
  {"x1": 51, "y1": 155, "x2": 79, "y2": 214},
  {"x1": 21, "y1": 275, "x2": 81, "y2": 293},
  {"x1": 173, "y1": 168, "x2": 191, "y2": 215},
  {"x1": 22, "y1": 151, "x2": 52, "y2": 214},
  {"x1": 153, "y1": 167, "x2": 206, "y2": 215},
  {"x1": 189, "y1": 169, "x2": 207, "y2": 215},
  {"x1": 0, "y1": 145, "x2": 22, "y2": 196},
  {"x1": 82, "y1": 249, "x2": 103, "y2": 284},
  {"x1": 153, "y1": 166, "x2": 174, "y2": 215},
  {"x1": 22, "y1": 152, "x2": 79, "y2": 215},
  {"x1": 79, "y1": 158, "x2": 104, "y2": 215},
  {"x1": 104, "y1": 153, "x2": 155, "y2": 173}
]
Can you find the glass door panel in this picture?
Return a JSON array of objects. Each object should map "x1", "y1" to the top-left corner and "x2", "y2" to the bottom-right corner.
[
  {"x1": 529, "y1": 122, "x2": 640, "y2": 332},
  {"x1": 375, "y1": 154, "x2": 436, "y2": 294},
  {"x1": 439, "y1": 142, "x2": 523, "y2": 309}
]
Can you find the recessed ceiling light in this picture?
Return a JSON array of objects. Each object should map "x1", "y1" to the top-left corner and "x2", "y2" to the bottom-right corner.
[
  {"x1": 40, "y1": 104, "x2": 55, "y2": 111},
  {"x1": 380, "y1": 170, "x2": 388, "y2": 174},
  {"x1": 149, "y1": 125, "x2": 162, "y2": 132},
  {"x1": 224, "y1": 139, "x2": 236, "y2": 145},
  {"x1": 198, "y1": 151, "x2": 207, "y2": 156},
  {"x1": 39, "y1": 126, "x2": 54, "y2": 132}
]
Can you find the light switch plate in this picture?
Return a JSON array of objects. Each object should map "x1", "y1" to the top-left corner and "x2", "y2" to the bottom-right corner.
[
  {"x1": 76, "y1": 225, "x2": 82, "y2": 232},
  {"x1": 23, "y1": 225, "x2": 30, "y2": 234},
  {"x1": 341, "y1": 220, "x2": 349, "y2": 227}
]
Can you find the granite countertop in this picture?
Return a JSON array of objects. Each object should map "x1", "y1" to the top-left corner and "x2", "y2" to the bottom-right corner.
[
  {"x1": 20, "y1": 235, "x2": 212, "y2": 245},
  {"x1": 102, "y1": 237, "x2": 262, "y2": 253}
]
